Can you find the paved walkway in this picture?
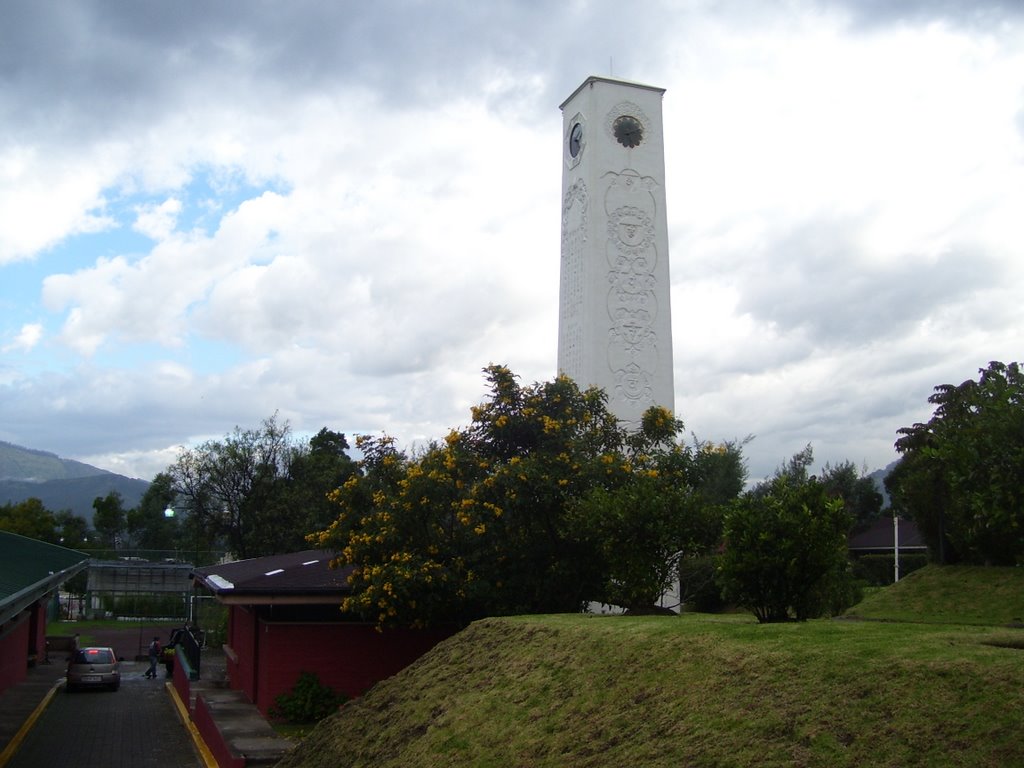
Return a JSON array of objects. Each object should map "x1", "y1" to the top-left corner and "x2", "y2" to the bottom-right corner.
[
  {"x1": 0, "y1": 660, "x2": 63, "y2": 763},
  {"x1": 1, "y1": 660, "x2": 202, "y2": 768},
  {"x1": 1, "y1": 642, "x2": 292, "y2": 768}
]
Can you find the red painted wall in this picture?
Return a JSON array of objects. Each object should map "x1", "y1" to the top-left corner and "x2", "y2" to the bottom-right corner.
[
  {"x1": 231, "y1": 617, "x2": 454, "y2": 716},
  {"x1": 193, "y1": 693, "x2": 245, "y2": 768},
  {"x1": 29, "y1": 601, "x2": 47, "y2": 660},
  {"x1": 0, "y1": 615, "x2": 30, "y2": 693},
  {"x1": 227, "y1": 606, "x2": 258, "y2": 702},
  {"x1": 172, "y1": 645, "x2": 192, "y2": 707}
]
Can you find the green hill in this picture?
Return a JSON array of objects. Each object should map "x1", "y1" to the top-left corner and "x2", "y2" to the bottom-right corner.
[
  {"x1": 846, "y1": 564, "x2": 1024, "y2": 626},
  {"x1": 277, "y1": 566, "x2": 1024, "y2": 768},
  {"x1": 0, "y1": 440, "x2": 107, "y2": 481},
  {"x1": 0, "y1": 441, "x2": 149, "y2": 521}
]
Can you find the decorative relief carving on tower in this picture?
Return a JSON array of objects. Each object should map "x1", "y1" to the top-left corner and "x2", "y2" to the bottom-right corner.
[
  {"x1": 559, "y1": 178, "x2": 589, "y2": 379},
  {"x1": 602, "y1": 169, "x2": 660, "y2": 423}
]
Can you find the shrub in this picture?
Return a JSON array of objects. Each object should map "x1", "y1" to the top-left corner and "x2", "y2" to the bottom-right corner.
[
  {"x1": 99, "y1": 593, "x2": 186, "y2": 619},
  {"x1": 718, "y1": 477, "x2": 855, "y2": 622},
  {"x1": 270, "y1": 672, "x2": 347, "y2": 724}
]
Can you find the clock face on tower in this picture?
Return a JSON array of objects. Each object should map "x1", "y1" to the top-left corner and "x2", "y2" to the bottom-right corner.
[
  {"x1": 569, "y1": 122, "x2": 583, "y2": 158},
  {"x1": 613, "y1": 115, "x2": 644, "y2": 148}
]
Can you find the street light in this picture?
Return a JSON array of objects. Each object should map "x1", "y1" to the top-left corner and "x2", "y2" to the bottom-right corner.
[{"x1": 163, "y1": 506, "x2": 179, "y2": 563}]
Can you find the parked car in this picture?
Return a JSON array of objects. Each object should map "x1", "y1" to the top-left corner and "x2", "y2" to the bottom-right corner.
[{"x1": 66, "y1": 647, "x2": 120, "y2": 692}]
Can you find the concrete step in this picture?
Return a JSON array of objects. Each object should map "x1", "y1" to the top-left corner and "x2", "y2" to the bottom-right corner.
[
  {"x1": 187, "y1": 678, "x2": 230, "y2": 711},
  {"x1": 228, "y1": 736, "x2": 292, "y2": 766},
  {"x1": 199, "y1": 689, "x2": 293, "y2": 765}
]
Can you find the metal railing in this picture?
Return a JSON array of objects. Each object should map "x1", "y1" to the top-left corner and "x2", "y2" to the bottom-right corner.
[{"x1": 180, "y1": 625, "x2": 202, "y2": 678}]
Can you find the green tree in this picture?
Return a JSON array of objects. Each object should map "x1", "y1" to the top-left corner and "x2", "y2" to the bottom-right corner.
[
  {"x1": 718, "y1": 458, "x2": 855, "y2": 623},
  {"x1": 169, "y1": 413, "x2": 298, "y2": 559},
  {"x1": 253, "y1": 429, "x2": 359, "y2": 554},
  {"x1": 54, "y1": 510, "x2": 91, "y2": 549},
  {"x1": 689, "y1": 437, "x2": 750, "y2": 507},
  {"x1": 316, "y1": 368, "x2": 624, "y2": 626},
  {"x1": 315, "y1": 365, "x2": 738, "y2": 627},
  {"x1": 572, "y1": 472, "x2": 717, "y2": 613},
  {"x1": 462, "y1": 368, "x2": 633, "y2": 616},
  {"x1": 166, "y1": 417, "x2": 358, "y2": 559},
  {"x1": 92, "y1": 491, "x2": 127, "y2": 549},
  {"x1": 665, "y1": 438, "x2": 749, "y2": 612},
  {"x1": 764, "y1": 443, "x2": 814, "y2": 489},
  {"x1": 127, "y1": 473, "x2": 180, "y2": 552},
  {"x1": 820, "y1": 460, "x2": 884, "y2": 528},
  {"x1": 887, "y1": 360, "x2": 1024, "y2": 565},
  {"x1": 0, "y1": 498, "x2": 60, "y2": 543}
]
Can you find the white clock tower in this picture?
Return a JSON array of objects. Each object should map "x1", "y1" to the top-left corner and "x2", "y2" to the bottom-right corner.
[{"x1": 558, "y1": 76, "x2": 675, "y2": 427}]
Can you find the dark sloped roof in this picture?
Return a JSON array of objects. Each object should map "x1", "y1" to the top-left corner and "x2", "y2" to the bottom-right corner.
[
  {"x1": 193, "y1": 549, "x2": 353, "y2": 604},
  {"x1": 0, "y1": 530, "x2": 90, "y2": 624},
  {"x1": 848, "y1": 517, "x2": 926, "y2": 551}
]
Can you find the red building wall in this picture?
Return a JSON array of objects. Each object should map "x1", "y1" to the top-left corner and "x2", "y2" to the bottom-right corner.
[
  {"x1": 226, "y1": 605, "x2": 258, "y2": 702},
  {"x1": 193, "y1": 694, "x2": 245, "y2": 768},
  {"x1": 224, "y1": 608, "x2": 454, "y2": 716},
  {"x1": 172, "y1": 644, "x2": 192, "y2": 708},
  {"x1": 0, "y1": 615, "x2": 30, "y2": 693},
  {"x1": 29, "y1": 601, "x2": 47, "y2": 660}
]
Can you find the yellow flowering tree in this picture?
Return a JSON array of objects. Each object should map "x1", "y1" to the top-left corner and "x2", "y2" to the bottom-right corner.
[
  {"x1": 460, "y1": 366, "x2": 643, "y2": 613},
  {"x1": 570, "y1": 438, "x2": 732, "y2": 613},
  {"x1": 315, "y1": 365, "x2": 744, "y2": 627},
  {"x1": 313, "y1": 432, "x2": 486, "y2": 627}
]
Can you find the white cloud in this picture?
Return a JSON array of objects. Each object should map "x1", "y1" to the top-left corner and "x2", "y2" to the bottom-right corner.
[
  {"x1": 0, "y1": 145, "x2": 118, "y2": 264},
  {"x1": 1, "y1": 1, "x2": 1023, "y2": 483},
  {"x1": 2, "y1": 323, "x2": 44, "y2": 353},
  {"x1": 133, "y1": 198, "x2": 183, "y2": 240}
]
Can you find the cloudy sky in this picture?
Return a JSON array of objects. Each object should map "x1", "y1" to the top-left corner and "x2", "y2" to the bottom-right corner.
[{"x1": 2, "y1": 1, "x2": 1022, "y2": 484}]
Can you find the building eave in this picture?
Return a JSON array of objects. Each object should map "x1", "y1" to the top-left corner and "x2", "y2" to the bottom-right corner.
[
  {"x1": 0, "y1": 558, "x2": 89, "y2": 626},
  {"x1": 559, "y1": 75, "x2": 666, "y2": 110}
]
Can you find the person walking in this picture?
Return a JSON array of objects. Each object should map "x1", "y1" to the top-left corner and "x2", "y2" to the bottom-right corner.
[{"x1": 145, "y1": 636, "x2": 161, "y2": 679}]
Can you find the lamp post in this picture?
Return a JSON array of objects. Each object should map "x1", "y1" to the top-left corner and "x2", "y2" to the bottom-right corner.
[
  {"x1": 165, "y1": 504, "x2": 198, "y2": 622},
  {"x1": 164, "y1": 505, "x2": 177, "y2": 562},
  {"x1": 893, "y1": 514, "x2": 901, "y2": 583}
]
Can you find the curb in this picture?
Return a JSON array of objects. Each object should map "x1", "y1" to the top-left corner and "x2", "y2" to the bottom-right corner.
[
  {"x1": 0, "y1": 680, "x2": 63, "y2": 768},
  {"x1": 166, "y1": 682, "x2": 218, "y2": 768}
]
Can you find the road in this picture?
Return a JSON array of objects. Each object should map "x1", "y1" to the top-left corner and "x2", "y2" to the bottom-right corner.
[{"x1": 6, "y1": 660, "x2": 203, "y2": 768}]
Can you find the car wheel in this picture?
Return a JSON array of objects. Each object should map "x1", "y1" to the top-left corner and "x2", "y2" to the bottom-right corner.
[
  {"x1": 111, "y1": 682, "x2": 120, "y2": 692},
  {"x1": 65, "y1": 683, "x2": 75, "y2": 693}
]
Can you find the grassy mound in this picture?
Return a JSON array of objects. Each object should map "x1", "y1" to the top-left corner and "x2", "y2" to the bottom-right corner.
[
  {"x1": 846, "y1": 564, "x2": 1024, "y2": 625},
  {"x1": 277, "y1": 567, "x2": 1024, "y2": 767}
]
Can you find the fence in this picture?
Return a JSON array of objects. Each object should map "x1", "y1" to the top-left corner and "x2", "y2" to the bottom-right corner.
[{"x1": 81, "y1": 560, "x2": 193, "y2": 620}]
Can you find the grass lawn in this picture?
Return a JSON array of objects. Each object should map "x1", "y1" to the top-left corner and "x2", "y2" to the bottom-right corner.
[
  {"x1": 845, "y1": 564, "x2": 1024, "y2": 626},
  {"x1": 47, "y1": 619, "x2": 183, "y2": 647},
  {"x1": 277, "y1": 566, "x2": 1024, "y2": 768}
]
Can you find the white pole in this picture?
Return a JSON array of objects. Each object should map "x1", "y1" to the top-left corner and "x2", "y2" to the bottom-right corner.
[{"x1": 893, "y1": 514, "x2": 901, "y2": 583}]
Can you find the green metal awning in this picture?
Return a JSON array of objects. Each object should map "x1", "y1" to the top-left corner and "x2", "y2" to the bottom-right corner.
[{"x1": 0, "y1": 530, "x2": 90, "y2": 626}]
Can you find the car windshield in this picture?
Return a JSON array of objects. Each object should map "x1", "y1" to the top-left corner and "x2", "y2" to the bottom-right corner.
[{"x1": 73, "y1": 649, "x2": 114, "y2": 664}]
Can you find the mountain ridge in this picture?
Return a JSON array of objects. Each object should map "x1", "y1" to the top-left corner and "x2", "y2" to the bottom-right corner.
[
  {"x1": 0, "y1": 440, "x2": 117, "y2": 481},
  {"x1": 0, "y1": 441, "x2": 150, "y2": 521}
]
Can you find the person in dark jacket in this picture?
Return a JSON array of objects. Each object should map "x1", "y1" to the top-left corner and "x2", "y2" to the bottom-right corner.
[{"x1": 145, "y1": 637, "x2": 161, "y2": 679}]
